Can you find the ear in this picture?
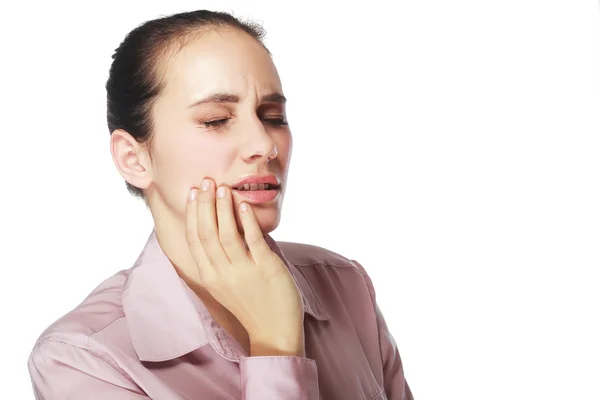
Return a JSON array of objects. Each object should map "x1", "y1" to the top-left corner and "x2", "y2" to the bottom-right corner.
[{"x1": 110, "y1": 129, "x2": 154, "y2": 191}]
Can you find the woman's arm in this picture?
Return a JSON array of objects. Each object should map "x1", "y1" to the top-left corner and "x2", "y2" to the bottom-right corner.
[
  {"x1": 374, "y1": 302, "x2": 415, "y2": 400},
  {"x1": 352, "y1": 260, "x2": 414, "y2": 400},
  {"x1": 28, "y1": 339, "x2": 149, "y2": 399}
]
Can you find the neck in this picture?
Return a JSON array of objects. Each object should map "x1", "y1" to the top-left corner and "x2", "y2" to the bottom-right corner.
[{"x1": 149, "y1": 197, "x2": 224, "y2": 311}]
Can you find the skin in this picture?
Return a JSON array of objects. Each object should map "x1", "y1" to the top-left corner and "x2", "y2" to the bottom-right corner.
[{"x1": 110, "y1": 28, "x2": 302, "y2": 356}]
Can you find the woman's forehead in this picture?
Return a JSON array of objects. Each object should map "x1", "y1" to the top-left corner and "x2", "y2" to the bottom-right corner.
[{"x1": 161, "y1": 29, "x2": 282, "y2": 99}]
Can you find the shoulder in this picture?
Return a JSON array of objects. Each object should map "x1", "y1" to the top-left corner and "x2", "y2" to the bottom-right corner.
[
  {"x1": 277, "y1": 240, "x2": 379, "y2": 331},
  {"x1": 31, "y1": 269, "x2": 131, "y2": 349},
  {"x1": 276, "y1": 239, "x2": 374, "y2": 297},
  {"x1": 278, "y1": 240, "x2": 352, "y2": 267},
  {"x1": 27, "y1": 269, "x2": 145, "y2": 396}
]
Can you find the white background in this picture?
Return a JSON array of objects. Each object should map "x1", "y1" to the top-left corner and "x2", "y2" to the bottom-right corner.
[{"x1": 1, "y1": 1, "x2": 599, "y2": 399}]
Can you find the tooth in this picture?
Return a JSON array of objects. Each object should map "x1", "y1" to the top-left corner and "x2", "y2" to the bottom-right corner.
[{"x1": 243, "y1": 183, "x2": 250, "y2": 190}]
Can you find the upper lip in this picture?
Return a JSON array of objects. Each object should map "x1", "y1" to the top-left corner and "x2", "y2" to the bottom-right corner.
[{"x1": 232, "y1": 174, "x2": 280, "y2": 189}]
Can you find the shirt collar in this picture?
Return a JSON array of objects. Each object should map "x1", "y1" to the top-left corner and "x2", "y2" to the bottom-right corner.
[{"x1": 122, "y1": 229, "x2": 330, "y2": 362}]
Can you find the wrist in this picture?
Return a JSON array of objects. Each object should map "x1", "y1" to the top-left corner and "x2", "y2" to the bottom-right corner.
[
  {"x1": 249, "y1": 340, "x2": 305, "y2": 357},
  {"x1": 248, "y1": 331, "x2": 305, "y2": 357}
]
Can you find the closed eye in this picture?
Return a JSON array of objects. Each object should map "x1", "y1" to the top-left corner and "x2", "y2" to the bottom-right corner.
[
  {"x1": 203, "y1": 118, "x2": 230, "y2": 128},
  {"x1": 201, "y1": 117, "x2": 287, "y2": 129},
  {"x1": 262, "y1": 117, "x2": 288, "y2": 126}
]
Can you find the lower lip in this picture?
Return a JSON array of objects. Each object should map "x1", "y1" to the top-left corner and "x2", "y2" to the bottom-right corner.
[{"x1": 233, "y1": 188, "x2": 280, "y2": 203}]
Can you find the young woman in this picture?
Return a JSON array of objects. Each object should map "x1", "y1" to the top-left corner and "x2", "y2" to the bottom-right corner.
[{"x1": 28, "y1": 10, "x2": 413, "y2": 400}]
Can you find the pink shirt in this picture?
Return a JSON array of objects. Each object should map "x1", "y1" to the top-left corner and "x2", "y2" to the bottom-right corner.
[{"x1": 28, "y1": 229, "x2": 413, "y2": 399}]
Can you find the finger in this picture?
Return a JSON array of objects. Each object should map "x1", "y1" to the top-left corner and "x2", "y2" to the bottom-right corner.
[
  {"x1": 238, "y1": 202, "x2": 276, "y2": 266},
  {"x1": 196, "y1": 178, "x2": 232, "y2": 269},
  {"x1": 215, "y1": 185, "x2": 249, "y2": 266},
  {"x1": 185, "y1": 187, "x2": 214, "y2": 278}
]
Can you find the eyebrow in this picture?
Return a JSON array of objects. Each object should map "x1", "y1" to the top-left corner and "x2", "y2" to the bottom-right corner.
[{"x1": 188, "y1": 92, "x2": 287, "y2": 108}]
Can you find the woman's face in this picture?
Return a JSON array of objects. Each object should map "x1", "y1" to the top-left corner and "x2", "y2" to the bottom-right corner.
[{"x1": 123, "y1": 28, "x2": 292, "y2": 236}]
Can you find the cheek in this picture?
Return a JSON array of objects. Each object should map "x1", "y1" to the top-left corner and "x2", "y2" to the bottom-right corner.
[
  {"x1": 177, "y1": 142, "x2": 233, "y2": 184},
  {"x1": 155, "y1": 138, "x2": 234, "y2": 208}
]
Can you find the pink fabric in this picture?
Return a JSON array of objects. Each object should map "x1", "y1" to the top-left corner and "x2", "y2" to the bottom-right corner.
[{"x1": 28, "y1": 229, "x2": 413, "y2": 399}]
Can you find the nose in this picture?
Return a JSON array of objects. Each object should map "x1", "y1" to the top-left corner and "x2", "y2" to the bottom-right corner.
[{"x1": 241, "y1": 116, "x2": 278, "y2": 163}]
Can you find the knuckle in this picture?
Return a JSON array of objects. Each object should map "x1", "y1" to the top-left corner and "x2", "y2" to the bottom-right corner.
[
  {"x1": 196, "y1": 229, "x2": 212, "y2": 243},
  {"x1": 186, "y1": 236, "x2": 199, "y2": 245},
  {"x1": 245, "y1": 233, "x2": 262, "y2": 246},
  {"x1": 185, "y1": 229, "x2": 197, "y2": 243},
  {"x1": 219, "y1": 232, "x2": 237, "y2": 247}
]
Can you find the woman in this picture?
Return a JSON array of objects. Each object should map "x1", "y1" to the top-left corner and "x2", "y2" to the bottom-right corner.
[{"x1": 28, "y1": 10, "x2": 413, "y2": 400}]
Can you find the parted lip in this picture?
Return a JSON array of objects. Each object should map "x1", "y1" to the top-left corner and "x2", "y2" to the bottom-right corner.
[{"x1": 232, "y1": 174, "x2": 280, "y2": 189}]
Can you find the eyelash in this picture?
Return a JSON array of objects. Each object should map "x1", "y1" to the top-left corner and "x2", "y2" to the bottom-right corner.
[{"x1": 203, "y1": 117, "x2": 288, "y2": 128}]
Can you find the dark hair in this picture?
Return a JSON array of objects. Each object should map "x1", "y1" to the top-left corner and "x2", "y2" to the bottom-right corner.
[{"x1": 106, "y1": 10, "x2": 269, "y2": 203}]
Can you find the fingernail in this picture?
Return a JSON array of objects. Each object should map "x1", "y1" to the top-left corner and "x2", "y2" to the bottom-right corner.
[
  {"x1": 217, "y1": 186, "x2": 226, "y2": 198},
  {"x1": 240, "y1": 202, "x2": 248, "y2": 212},
  {"x1": 189, "y1": 188, "x2": 197, "y2": 201},
  {"x1": 201, "y1": 179, "x2": 211, "y2": 191}
]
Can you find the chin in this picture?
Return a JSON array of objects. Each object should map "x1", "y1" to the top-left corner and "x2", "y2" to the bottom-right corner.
[
  {"x1": 237, "y1": 207, "x2": 280, "y2": 236},
  {"x1": 257, "y1": 207, "x2": 281, "y2": 232}
]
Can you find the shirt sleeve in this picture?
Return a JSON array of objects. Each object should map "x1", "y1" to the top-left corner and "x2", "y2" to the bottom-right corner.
[
  {"x1": 352, "y1": 260, "x2": 415, "y2": 400},
  {"x1": 374, "y1": 302, "x2": 415, "y2": 400},
  {"x1": 28, "y1": 339, "x2": 149, "y2": 399},
  {"x1": 29, "y1": 339, "x2": 319, "y2": 399},
  {"x1": 239, "y1": 356, "x2": 319, "y2": 399}
]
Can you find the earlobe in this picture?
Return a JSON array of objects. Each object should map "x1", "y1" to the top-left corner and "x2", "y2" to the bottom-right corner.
[{"x1": 110, "y1": 129, "x2": 153, "y2": 190}]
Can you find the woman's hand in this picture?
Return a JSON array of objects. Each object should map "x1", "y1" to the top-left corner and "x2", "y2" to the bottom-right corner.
[{"x1": 186, "y1": 178, "x2": 305, "y2": 357}]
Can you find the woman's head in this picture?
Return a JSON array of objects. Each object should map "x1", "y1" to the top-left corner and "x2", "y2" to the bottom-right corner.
[{"x1": 108, "y1": 10, "x2": 292, "y2": 236}]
